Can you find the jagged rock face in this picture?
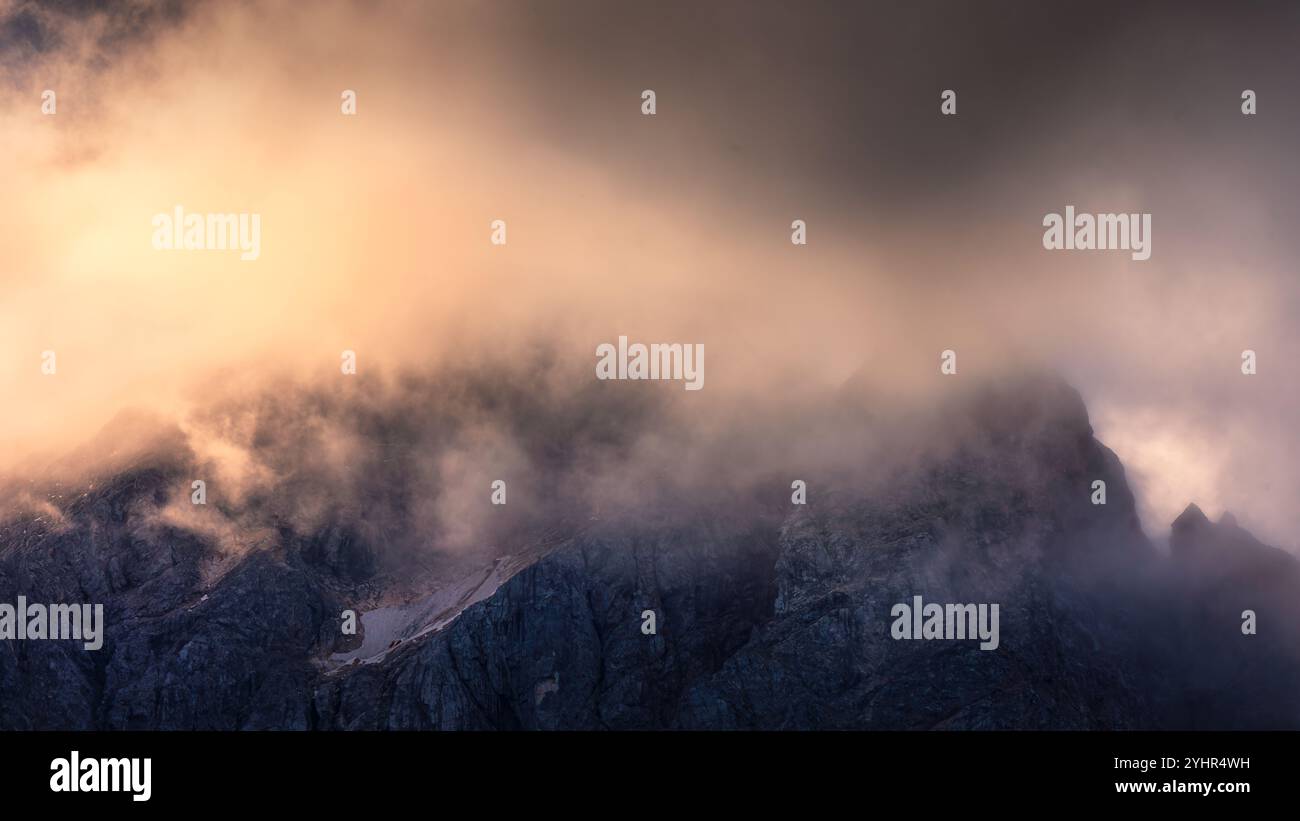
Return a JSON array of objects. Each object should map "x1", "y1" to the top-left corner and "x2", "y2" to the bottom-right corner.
[
  {"x1": 312, "y1": 520, "x2": 781, "y2": 729},
  {"x1": 1162, "y1": 504, "x2": 1300, "y2": 728},
  {"x1": 315, "y1": 377, "x2": 1160, "y2": 729},
  {"x1": 0, "y1": 466, "x2": 341, "y2": 730},
  {"x1": 678, "y1": 482, "x2": 1148, "y2": 728},
  {"x1": 1, "y1": 377, "x2": 1297, "y2": 729}
]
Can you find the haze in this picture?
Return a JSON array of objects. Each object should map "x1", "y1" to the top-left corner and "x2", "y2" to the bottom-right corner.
[{"x1": 1, "y1": 0, "x2": 1297, "y2": 548}]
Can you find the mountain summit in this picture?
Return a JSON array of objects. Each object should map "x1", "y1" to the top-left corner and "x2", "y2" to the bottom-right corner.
[{"x1": 1, "y1": 374, "x2": 1296, "y2": 729}]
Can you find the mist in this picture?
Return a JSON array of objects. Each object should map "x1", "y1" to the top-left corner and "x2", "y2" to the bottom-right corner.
[{"x1": 2, "y1": 0, "x2": 1297, "y2": 550}]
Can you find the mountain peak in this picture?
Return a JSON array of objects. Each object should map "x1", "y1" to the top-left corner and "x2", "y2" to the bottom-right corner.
[{"x1": 1173, "y1": 503, "x2": 1209, "y2": 531}]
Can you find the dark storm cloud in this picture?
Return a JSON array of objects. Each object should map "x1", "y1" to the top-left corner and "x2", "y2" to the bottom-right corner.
[
  {"x1": 482, "y1": 1, "x2": 1300, "y2": 215},
  {"x1": 1, "y1": 6, "x2": 50, "y2": 53},
  {"x1": 0, "y1": 0, "x2": 192, "y2": 77}
]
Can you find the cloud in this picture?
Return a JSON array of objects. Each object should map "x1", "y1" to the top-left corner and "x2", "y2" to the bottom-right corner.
[{"x1": 1, "y1": 0, "x2": 1296, "y2": 548}]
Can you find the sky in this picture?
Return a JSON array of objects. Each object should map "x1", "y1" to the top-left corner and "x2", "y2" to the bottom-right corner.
[{"x1": 1, "y1": 0, "x2": 1298, "y2": 548}]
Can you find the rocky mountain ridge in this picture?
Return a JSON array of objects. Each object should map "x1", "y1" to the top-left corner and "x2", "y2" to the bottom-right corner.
[{"x1": 1, "y1": 376, "x2": 1296, "y2": 729}]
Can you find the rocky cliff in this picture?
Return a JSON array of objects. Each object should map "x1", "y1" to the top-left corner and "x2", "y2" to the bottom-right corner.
[{"x1": 1, "y1": 375, "x2": 1296, "y2": 729}]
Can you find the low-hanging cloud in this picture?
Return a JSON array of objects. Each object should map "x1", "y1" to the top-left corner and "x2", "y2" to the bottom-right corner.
[{"x1": 1, "y1": 0, "x2": 1297, "y2": 550}]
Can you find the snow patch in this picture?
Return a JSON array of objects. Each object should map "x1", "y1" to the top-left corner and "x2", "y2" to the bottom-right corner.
[{"x1": 326, "y1": 553, "x2": 533, "y2": 669}]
